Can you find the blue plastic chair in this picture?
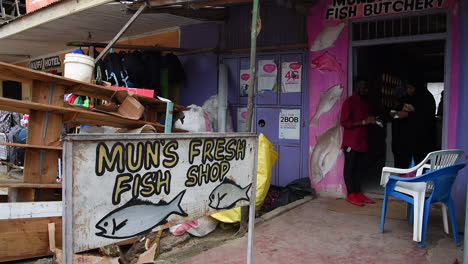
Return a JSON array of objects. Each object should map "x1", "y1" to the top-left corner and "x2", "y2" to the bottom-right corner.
[{"x1": 380, "y1": 163, "x2": 466, "y2": 247}]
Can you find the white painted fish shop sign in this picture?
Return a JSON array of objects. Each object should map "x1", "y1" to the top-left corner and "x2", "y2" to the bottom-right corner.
[{"x1": 62, "y1": 133, "x2": 258, "y2": 255}]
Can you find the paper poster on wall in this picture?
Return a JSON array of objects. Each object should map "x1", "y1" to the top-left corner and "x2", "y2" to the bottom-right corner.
[
  {"x1": 279, "y1": 109, "x2": 301, "y2": 140},
  {"x1": 239, "y1": 70, "x2": 250, "y2": 97},
  {"x1": 258, "y1": 60, "x2": 277, "y2": 91},
  {"x1": 281, "y1": 62, "x2": 302, "y2": 93},
  {"x1": 237, "y1": 107, "x2": 248, "y2": 132}
]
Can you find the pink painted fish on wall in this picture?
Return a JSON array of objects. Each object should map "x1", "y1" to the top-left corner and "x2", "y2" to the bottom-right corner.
[{"x1": 311, "y1": 51, "x2": 343, "y2": 73}]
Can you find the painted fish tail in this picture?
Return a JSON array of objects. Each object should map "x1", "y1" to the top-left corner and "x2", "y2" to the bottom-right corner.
[
  {"x1": 169, "y1": 190, "x2": 188, "y2": 217},
  {"x1": 242, "y1": 183, "x2": 253, "y2": 201}
]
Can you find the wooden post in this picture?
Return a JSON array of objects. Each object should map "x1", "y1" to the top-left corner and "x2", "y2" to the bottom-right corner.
[
  {"x1": 20, "y1": 81, "x2": 64, "y2": 201},
  {"x1": 240, "y1": 0, "x2": 260, "y2": 239}
]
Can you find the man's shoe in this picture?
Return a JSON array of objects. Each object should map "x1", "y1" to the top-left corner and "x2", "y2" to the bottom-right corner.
[
  {"x1": 346, "y1": 193, "x2": 364, "y2": 206},
  {"x1": 356, "y1": 192, "x2": 375, "y2": 204}
]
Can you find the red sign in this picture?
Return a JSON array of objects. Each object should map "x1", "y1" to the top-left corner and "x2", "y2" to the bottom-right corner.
[
  {"x1": 26, "y1": 0, "x2": 60, "y2": 13},
  {"x1": 110, "y1": 86, "x2": 155, "y2": 98}
]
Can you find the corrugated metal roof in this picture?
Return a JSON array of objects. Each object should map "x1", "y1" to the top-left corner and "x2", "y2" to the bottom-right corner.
[
  {"x1": 0, "y1": 2, "x2": 203, "y2": 63},
  {"x1": 1, "y1": 0, "x2": 64, "y2": 25}
]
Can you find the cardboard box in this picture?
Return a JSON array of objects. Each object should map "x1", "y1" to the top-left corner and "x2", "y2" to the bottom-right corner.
[{"x1": 117, "y1": 96, "x2": 145, "y2": 120}]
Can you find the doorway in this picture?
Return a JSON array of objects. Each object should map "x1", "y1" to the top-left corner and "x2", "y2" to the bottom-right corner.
[{"x1": 353, "y1": 40, "x2": 446, "y2": 193}]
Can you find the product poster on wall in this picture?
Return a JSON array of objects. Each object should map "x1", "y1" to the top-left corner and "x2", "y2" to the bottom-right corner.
[
  {"x1": 239, "y1": 70, "x2": 250, "y2": 97},
  {"x1": 279, "y1": 109, "x2": 301, "y2": 140},
  {"x1": 258, "y1": 60, "x2": 277, "y2": 91},
  {"x1": 281, "y1": 62, "x2": 302, "y2": 93},
  {"x1": 237, "y1": 107, "x2": 248, "y2": 132}
]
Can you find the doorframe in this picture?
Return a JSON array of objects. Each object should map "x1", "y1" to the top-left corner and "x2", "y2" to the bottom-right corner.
[{"x1": 348, "y1": 9, "x2": 452, "y2": 149}]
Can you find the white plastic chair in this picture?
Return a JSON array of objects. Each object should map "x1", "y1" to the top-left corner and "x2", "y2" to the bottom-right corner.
[{"x1": 380, "y1": 149, "x2": 464, "y2": 242}]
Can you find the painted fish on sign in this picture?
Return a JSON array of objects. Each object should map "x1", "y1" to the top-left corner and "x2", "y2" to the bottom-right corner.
[
  {"x1": 209, "y1": 178, "x2": 252, "y2": 209},
  {"x1": 95, "y1": 190, "x2": 187, "y2": 239}
]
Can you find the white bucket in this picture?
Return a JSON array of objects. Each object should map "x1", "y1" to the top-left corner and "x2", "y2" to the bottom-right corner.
[{"x1": 64, "y1": 53, "x2": 95, "y2": 83}]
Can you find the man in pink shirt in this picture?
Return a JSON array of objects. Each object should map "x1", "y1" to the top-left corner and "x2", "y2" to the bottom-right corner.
[{"x1": 340, "y1": 78, "x2": 376, "y2": 206}]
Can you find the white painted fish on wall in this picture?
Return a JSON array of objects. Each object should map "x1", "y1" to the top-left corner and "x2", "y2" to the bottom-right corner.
[
  {"x1": 310, "y1": 124, "x2": 342, "y2": 184},
  {"x1": 310, "y1": 22, "x2": 346, "y2": 52},
  {"x1": 310, "y1": 84, "x2": 343, "y2": 126}
]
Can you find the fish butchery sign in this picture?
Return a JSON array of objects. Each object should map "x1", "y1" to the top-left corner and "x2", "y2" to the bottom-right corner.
[
  {"x1": 325, "y1": 0, "x2": 452, "y2": 20},
  {"x1": 63, "y1": 133, "x2": 258, "y2": 253}
]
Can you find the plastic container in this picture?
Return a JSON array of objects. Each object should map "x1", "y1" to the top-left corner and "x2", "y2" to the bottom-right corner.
[{"x1": 64, "y1": 53, "x2": 95, "y2": 83}]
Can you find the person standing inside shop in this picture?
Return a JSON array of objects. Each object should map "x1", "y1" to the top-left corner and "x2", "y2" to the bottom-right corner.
[
  {"x1": 340, "y1": 78, "x2": 376, "y2": 206},
  {"x1": 391, "y1": 81, "x2": 436, "y2": 167}
]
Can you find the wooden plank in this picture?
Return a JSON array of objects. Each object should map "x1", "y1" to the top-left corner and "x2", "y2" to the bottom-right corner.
[
  {"x1": 0, "y1": 201, "x2": 62, "y2": 219},
  {"x1": 0, "y1": 217, "x2": 62, "y2": 262},
  {"x1": 0, "y1": 62, "x2": 188, "y2": 112},
  {"x1": 22, "y1": 81, "x2": 64, "y2": 201},
  {"x1": 0, "y1": 97, "x2": 186, "y2": 132},
  {"x1": 0, "y1": 141, "x2": 62, "y2": 150},
  {"x1": 0, "y1": 183, "x2": 62, "y2": 188}
]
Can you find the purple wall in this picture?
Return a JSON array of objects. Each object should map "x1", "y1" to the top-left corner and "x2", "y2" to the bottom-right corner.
[
  {"x1": 454, "y1": 0, "x2": 468, "y2": 226},
  {"x1": 179, "y1": 23, "x2": 220, "y2": 106},
  {"x1": 180, "y1": 23, "x2": 220, "y2": 50},
  {"x1": 221, "y1": 4, "x2": 307, "y2": 50}
]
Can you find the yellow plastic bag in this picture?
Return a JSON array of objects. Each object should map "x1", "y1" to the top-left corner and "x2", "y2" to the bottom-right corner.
[{"x1": 211, "y1": 134, "x2": 278, "y2": 223}]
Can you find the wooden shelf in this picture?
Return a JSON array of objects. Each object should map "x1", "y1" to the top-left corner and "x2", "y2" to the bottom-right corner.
[
  {"x1": 0, "y1": 97, "x2": 186, "y2": 132},
  {"x1": 0, "y1": 182, "x2": 62, "y2": 188},
  {"x1": 0, "y1": 142, "x2": 62, "y2": 151},
  {"x1": 0, "y1": 62, "x2": 189, "y2": 112}
]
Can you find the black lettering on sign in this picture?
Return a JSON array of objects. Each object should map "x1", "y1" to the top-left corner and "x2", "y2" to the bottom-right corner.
[
  {"x1": 112, "y1": 173, "x2": 133, "y2": 205},
  {"x1": 156, "y1": 171, "x2": 171, "y2": 194},
  {"x1": 29, "y1": 59, "x2": 43, "y2": 70},
  {"x1": 145, "y1": 141, "x2": 161, "y2": 170},
  {"x1": 96, "y1": 142, "x2": 125, "y2": 176},
  {"x1": 326, "y1": 0, "x2": 445, "y2": 19},
  {"x1": 188, "y1": 139, "x2": 202, "y2": 164},
  {"x1": 202, "y1": 139, "x2": 215, "y2": 163},
  {"x1": 184, "y1": 161, "x2": 231, "y2": 187},
  {"x1": 127, "y1": 142, "x2": 144, "y2": 173},
  {"x1": 225, "y1": 139, "x2": 237, "y2": 161},
  {"x1": 214, "y1": 138, "x2": 226, "y2": 161},
  {"x1": 236, "y1": 139, "x2": 247, "y2": 160},
  {"x1": 96, "y1": 140, "x2": 180, "y2": 176},
  {"x1": 44, "y1": 56, "x2": 61, "y2": 69},
  {"x1": 112, "y1": 170, "x2": 172, "y2": 204},
  {"x1": 163, "y1": 141, "x2": 179, "y2": 168},
  {"x1": 140, "y1": 172, "x2": 155, "y2": 196}
]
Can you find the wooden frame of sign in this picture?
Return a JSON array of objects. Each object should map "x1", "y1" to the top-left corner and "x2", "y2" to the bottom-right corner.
[{"x1": 62, "y1": 133, "x2": 258, "y2": 264}]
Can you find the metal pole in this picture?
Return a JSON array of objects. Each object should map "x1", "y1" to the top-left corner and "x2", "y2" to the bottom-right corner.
[
  {"x1": 247, "y1": 137, "x2": 259, "y2": 264},
  {"x1": 240, "y1": 0, "x2": 260, "y2": 239},
  {"x1": 94, "y1": 2, "x2": 148, "y2": 63},
  {"x1": 246, "y1": 2, "x2": 259, "y2": 264}
]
